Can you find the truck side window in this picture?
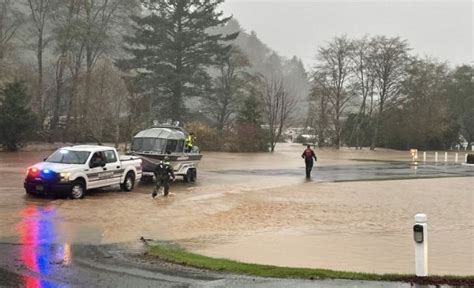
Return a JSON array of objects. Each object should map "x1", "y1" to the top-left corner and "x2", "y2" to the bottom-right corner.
[
  {"x1": 104, "y1": 150, "x2": 118, "y2": 163},
  {"x1": 90, "y1": 152, "x2": 104, "y2": 168}
]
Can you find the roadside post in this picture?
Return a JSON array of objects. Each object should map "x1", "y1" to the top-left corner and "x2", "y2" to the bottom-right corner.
[
  {"x1": 455, "y1": 153, "x2": 458, "y2": 163},
  {"x1": 435, "y1": 152, "x2": 438, "y2": 163},
  {"x1": 465, "y1": 153, "x2": 468, "y2": 163},
  {"x1": 410, "y1": 149, "x2": 418, "y2": 163},
  {"x1": 414, "y1": 213, "x2": 428, "y2": 277},
  {"x1": 423, "y1": 152, "x2": 426, "y2": 162},
  {"x1": 444, "y1": 152, "x2": 448, "y2": 163}
]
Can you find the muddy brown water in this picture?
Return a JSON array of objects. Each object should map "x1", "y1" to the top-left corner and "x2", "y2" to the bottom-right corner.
[{"x1": 0, "y1": 144, "x2": 472, "y2": 277}]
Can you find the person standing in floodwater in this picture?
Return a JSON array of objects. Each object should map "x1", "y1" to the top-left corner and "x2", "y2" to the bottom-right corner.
[
  {"x1": 302, "y1": 145, "x2": 317, "y2": 178},
  {"x1": 152, "y1": 156, "x2": 175, "y2": 198}
]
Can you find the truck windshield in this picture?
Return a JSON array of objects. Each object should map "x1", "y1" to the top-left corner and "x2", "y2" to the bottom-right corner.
[{"x1": 46, "y1": 150, "x2": 90, "y2": 164}]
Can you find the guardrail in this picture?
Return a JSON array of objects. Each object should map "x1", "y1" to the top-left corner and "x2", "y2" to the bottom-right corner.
[{"x1": 415, "y1": 151, "x2": 469, "y2": 163}]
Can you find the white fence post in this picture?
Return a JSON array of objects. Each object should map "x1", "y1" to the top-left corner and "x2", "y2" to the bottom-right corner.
[{"x1": 414, "y1": 214, "x2": 429, "y2": 277}]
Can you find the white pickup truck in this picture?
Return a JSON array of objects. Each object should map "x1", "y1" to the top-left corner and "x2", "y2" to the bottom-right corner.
[{"x1": 24, "y1": 145, "x2": 142, "y2": 199}]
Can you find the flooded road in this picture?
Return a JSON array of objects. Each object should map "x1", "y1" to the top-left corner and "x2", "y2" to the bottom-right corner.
[{"x1": 0, "y1": 144, "x2": 472, "y2": 286}]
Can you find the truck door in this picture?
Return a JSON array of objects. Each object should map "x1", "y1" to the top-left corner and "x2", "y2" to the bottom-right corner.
[
  {"x1": 87, "y1": 152, "x2": 109, "y2": 189},
  {"x1": 102, "y1": 150, "x2": 122, "y2": 186}
]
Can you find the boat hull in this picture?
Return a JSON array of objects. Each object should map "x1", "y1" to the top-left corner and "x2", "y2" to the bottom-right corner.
[{"x1": 134, "y1": 153, "x2": 203, "y2": 176}]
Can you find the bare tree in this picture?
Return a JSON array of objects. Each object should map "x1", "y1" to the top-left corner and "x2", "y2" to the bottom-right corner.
[
  {"x1": 369, "y1": 36, "x2": 410, "y2": 150},
  {"x1": 308, "y1": 83, "x2": 331, "y2": 146},
  {"x1": 26, "y1": 0, "x2": 54, "y2": 117},
  {"x1": 204, "y1": 46, "x2": 250, "y2": 133},
  {"x1": 60, "y1": 0, "x2": 136, "y2": 142},
  {"x1": 81, "y1": 0, "x2": 138, "y2": 137},
  {"x1": 88, "y1": 58, "x2": 127, "y2": 145},
  {"x1": 0, "y1": 0, "x2": 23, "y2": 85},
  {"x1": 60, "y1": 0, "x2": 86, "y2": 142},
  {"x1": 0, "y1": 0, "x2": 21, "y2": 60},
  {"x1": 349, "y1": 36, "x2": 376, "y2": 149},
  {"x1": 259, "y1": 77, "x2": 297, "y2": 152},
  {"x1": 50, "y1": 0, "x2": 81, "y2": 137},
  {"x1": 313, "y1": 36, "x2": 355, "y2": 148}
]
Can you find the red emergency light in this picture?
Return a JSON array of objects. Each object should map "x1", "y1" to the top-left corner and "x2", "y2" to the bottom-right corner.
[{"x1": 27, "y1": 167, "x2": 39, "y2": 177}]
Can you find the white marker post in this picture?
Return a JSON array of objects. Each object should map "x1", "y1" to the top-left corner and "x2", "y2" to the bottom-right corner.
[
  {"x1": 444, "y1": 152, "x2": 448, "y2": 163},
  {"x1": 423, "y1": 152, "x2": 426, "y2": 162},
  {"x1": 455, "y1": 153, "x2": 459, "y2": 163},
  {"x1": 410, "y1": 149, "x2": 418, "y2": 162},
  {"x1": 435, "y1": 152, "x2": 438, "y2": 163},
  {"x1": 414, "y1": 213, "x2": 428, "y2": 277}
]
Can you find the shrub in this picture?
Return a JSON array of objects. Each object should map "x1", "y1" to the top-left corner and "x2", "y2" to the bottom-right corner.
[
  {"x1": 467, "y1": 154, "x2": 474, "y2": 164},
  {"x1": 184, "y1": 121, "x2": 269, "y2": 152},
  {"x1": 0, "y1": 81, "x2": 38, "y2": 151},
  {"x1": 185, "y1": 121, "x2": 221, "y2": 151}
]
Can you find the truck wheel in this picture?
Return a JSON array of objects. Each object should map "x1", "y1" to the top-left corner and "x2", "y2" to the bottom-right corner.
[
  {"x1": 121, "y1": 172, "x2": 135, "y2": 192},
  {"x1": 191, "y1": 169, "x2": 197, "y2": 182},
  {"x1": 70, "y1": 181, "x2": 85, "y2": 200}
]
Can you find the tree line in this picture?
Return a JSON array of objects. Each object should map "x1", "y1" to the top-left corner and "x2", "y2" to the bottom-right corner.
[
  {"x1": 0, "y1": 0, "x2": 304, "y2": 152},
  {"x1": 0, "y1": 1, "x2": 471, "y2": 152},
  {"x1": 309, "y1": 36, "x2": 473, "y2": 150}
]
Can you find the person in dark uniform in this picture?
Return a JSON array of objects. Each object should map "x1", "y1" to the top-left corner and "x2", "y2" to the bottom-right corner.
[
  {"x1": 152, "y1": 156, "x2": 175, "y2": 198},
  {"x1": 302, "y1": 145, "x2": 317, "y2": 178}
]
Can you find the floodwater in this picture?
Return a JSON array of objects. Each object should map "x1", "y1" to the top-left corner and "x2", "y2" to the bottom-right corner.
[{"x1": 0, "y1": 144, "x2": 472, "y2": 281}]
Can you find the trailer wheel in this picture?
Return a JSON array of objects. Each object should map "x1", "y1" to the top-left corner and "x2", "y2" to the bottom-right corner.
[{"x1": 184, "y1": 169, "x2": 193, "y2": 183}]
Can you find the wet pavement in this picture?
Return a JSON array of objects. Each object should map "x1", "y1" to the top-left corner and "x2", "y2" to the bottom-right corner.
[
  {"x1": 214, "y1": 162, "x2": 474, "y2": 182},
  {"x1": 0, "y1": 145, "x2": 472, "y2": 287},
  {"x1": 0, "y1": 242, "x2": 461, "y2": 288}
]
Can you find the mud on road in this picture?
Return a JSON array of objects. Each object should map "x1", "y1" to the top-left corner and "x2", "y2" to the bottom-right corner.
[{"x1": 0, "y1": 144, "x2": 472, "y2": 286}]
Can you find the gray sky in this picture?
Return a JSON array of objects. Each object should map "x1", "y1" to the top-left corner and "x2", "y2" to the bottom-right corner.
[{"x1": 221, "y1": 0, "x2": 473, "y2": 69}]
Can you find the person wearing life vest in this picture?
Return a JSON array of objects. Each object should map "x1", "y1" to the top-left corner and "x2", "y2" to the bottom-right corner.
[
  {"x1": 301, "y1": 145, "x2": 317, "y2": 178},
  {"x1": 185, "y1": 132, "x2": 195, "y2": 153},
  {"x1": 152, "y1": 156, "x2": 175, "y2": 198}
]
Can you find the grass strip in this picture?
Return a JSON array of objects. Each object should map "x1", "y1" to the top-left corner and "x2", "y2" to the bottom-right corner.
[{"x1": 148, "y1": 241, "x2": 473, "y2": 286}]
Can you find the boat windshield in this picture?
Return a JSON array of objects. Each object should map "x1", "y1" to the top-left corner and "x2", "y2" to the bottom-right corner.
[{"x1": 132, "y1": 138, "x2": 166, "y2": 153}]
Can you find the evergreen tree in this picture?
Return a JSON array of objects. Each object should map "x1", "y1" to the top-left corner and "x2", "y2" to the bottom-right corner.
[
  {"x1": 0, "y1": 81, "x2": 38, "y2": 151},
  {"x1": 237, "y1": 93, "x2": 261, "y2": 125},
  {"x1": 234, "y1": 92, "x2": 269, "y2": 152},
  {"x1": 122, "y1": 0, "x2": 237, "y2": 122}
]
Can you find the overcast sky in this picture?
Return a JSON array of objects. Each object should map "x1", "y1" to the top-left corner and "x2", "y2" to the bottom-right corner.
[{"x1": 220, "y1": 0, "x2": 473, "y2": 69}]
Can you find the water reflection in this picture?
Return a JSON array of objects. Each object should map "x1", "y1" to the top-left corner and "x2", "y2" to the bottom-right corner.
[{"x1": 18, "y1": 206, "x2": 70, "y2": 288}]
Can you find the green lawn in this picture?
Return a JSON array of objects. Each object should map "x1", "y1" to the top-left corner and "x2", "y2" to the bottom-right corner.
[{"x1": 148, "y1": 241, "x2": 474, "y2": 286}]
